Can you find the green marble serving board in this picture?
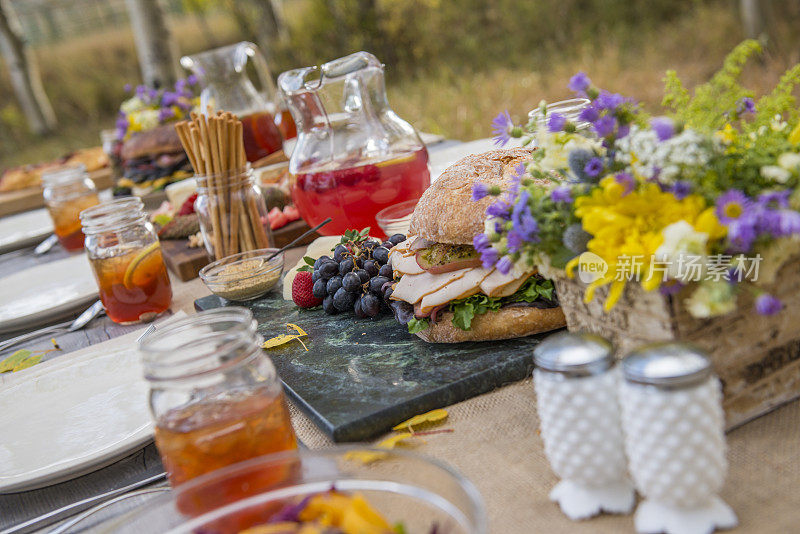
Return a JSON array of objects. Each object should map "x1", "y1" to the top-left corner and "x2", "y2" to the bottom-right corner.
[{"x1": 195, "y1": 290, "x2": 552, "y2": 442}]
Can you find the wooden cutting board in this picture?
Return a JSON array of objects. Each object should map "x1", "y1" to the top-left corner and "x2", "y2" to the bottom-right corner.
[
  {"x1": 160, "y1": 219, "x2": 320, "y2": 282},
  {"x1": 0, "y1": 168, "x2": 113, "y2": 218}
]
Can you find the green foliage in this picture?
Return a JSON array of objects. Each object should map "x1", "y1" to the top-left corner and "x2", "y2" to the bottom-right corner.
[
  {"x1": 754, "y1": 63, "x2": 800, "y2": 129},
  {"x1": 448, "y1": 276, "x2": 555, "y2": 331},
  {"x1": 662, "y1": 40, "x2": 761, "y2": 133}
]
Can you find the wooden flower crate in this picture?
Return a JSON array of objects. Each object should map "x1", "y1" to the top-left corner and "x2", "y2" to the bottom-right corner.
[{"x1": 549, "y1": 254, "x2": 800, "y2": 430}]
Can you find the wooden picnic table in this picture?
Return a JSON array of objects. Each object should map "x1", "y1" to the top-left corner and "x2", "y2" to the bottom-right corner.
[{"x1": 1, "y1": 138, "x2": 798, "y2": 533}]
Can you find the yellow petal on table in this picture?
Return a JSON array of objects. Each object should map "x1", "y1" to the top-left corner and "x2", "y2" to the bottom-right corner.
[
  {"x1": 0, "y1": 350, "x2": 31, "y2": 373},
  {"x1": 262, "y1": 323, "x2": 309, "y2": 351},
  {"x1": 392, "y1": 409, "x2": 448, "y2": 431},
  {"x1": 13, "y1": 354, "x2": 42, "y2": 372},
  {"x1": 345, "y1": 433, "x2": 416, "y2": 464}
]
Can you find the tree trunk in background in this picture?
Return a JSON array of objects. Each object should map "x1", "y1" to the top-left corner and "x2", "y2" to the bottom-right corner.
[
  {"x1": 740, "y1": 0, "x2": 767, "y2": 41},
  {"x1": 0, "y1": 0, "x2": 56, "y2": 135},
  {"x1": 124, "y1": 0, "x2": 179, "y2": 88}
]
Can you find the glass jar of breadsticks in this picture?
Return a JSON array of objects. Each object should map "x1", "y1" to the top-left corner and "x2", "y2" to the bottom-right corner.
[{"x1": 175, "y1": 111, "x2": 274, "y2": 260}]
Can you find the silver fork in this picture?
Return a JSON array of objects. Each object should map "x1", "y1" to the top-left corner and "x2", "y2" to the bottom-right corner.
[{"x1": 0, "y1": 300, "x2": 105, "y2": 353}]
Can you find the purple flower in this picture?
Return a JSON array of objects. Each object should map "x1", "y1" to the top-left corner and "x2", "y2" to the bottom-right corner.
[
  {"x1": 161, "y1": 91, "x2": 179, "y2": 107},
  {"x1": 659, "y1": 280, "x2": 685, "y2": 296},
  {"x1": 669, "y1": 181, "x2": 692, "y2": 200},
  {"x1": 736, "y1": 97, "x2": 756, "y2": 116},
  {"x1": 135, "y1": 85, "x2": 147, "y2": 98},
  {"x1": 755, "y1": 208, "x2": 782, "y2": 235},
  {"x1": 496, "y1": 256, "x2": 514, "y2": 275},
  {"x1": 593, "y1": 114, "x2": 617, "y2": 138},
  {"x1": 548, "y1": 112, "x2": 567, "y2": 133},
  {"x1": 757, "y1": 190, "x2": 791, "y2": 209},
  {"x1": 511, "y1": 191, "x2": 540, "y2": 241},
  {"x1": 616, "y1": 123, "x2": 630, "y2": 139},
  {"x1": 187, "y1": 74, "x2": 199, "y2": 86},
  {"x1": 584, "y1": 157, "x2": 604, "y2": 177},
  {"x1": 506, "y1": 163, "x2": 526, "y2": 198},
  {"x1": 472, "y1": 182, "x2": 490, "y2": 201},
  {"x1": 568, "y1": 72, "x2": 592, "y2": 94},
  {"x1": 550, "y1": 186, "x2": 572, "y2": 203},
  {"x1": 755, "y1": 293, "x2": 782, "y2": 315},
  {"x1": 175, "y1": 79, "x2": 187, "y2": 92},
  {"x1": 727, "y1": 217, "x2": 757, "y2": 252},
  {"x1": 779, "y1": 210, "x2": 800, "y2": 235},
  {"x1": 148, "y1": 88, "x2": 159, "y2": 100},
  {"x1": 158, "y1": 107, "x2": 175, "y2": 122},
  {"x1": 595, "y1": 90, "x2": 625, "y2": 112},
  {"x1": 506, "y1": 230, "x2": 523, "y2": 253},
  {"x1": 473, "y1": 233, "x2": 490, "y2": 251},
  {"x1": 123, "y1": 83, "x2": 132, "y2": 92},
  {"x1": 615, "y1": 172, "x2": 635, "y2": 196},
  {"x1": 651, "y1": 117, "x2": 675, "y2": 141},
  {"x1": 716, "y1": 189, "x2": 750, "y2": 224},
  {"x1": 486, "y1": 199, "x2": 511, "y2": 219},
  {"x1": 579, "y1": 104, "x2": 599, "y2": 123},
  {"x1": 491, "y1": 110, "x2": 514, "y2": 146},
  {"x1": 480, "y1": 247, "x2": 499, "y2": 269}
]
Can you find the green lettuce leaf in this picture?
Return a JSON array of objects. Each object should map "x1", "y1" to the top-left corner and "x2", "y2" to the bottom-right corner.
[
  {"x1": 447, "y1": 276, "x2": 556, "y2": 331},
  {"x1": 407, "y1": 317, "x2": 430, "y2": 333}
]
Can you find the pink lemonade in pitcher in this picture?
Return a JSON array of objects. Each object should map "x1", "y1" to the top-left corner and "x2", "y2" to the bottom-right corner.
[{"x1": 292, "y1": 148, "x2": 430, "y2": 239}]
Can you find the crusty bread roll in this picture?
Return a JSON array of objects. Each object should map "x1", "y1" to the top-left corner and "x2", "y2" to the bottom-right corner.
[
  {"x1": 415, "y1": 306, "x2": 566, "y2": 343},
  {"x1": 410, "y1": 147, "x2": 548, "y2": 244},
  {"x1": 121, "y1": 123, "x2": 184, "y2": 160},
  {"x1": 404, "y1": 147, "x2": 565, "y2": 343}
]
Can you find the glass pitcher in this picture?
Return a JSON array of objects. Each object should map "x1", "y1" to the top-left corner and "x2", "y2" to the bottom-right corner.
[
  {"x1": 278, "y1": 51, "x2": 431, "y2": 238},
  {"x1": 181, "y1": 42, "x2": 287, "y2": 163}
]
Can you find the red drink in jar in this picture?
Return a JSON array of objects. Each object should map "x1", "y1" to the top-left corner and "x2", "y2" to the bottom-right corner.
[
  {"x1": 275, "y1": 109, "x2": 297, "y2": 140},
  {"x1": 292, "y1": 148, "x2": 430, "y2": 239},
  {"x1": 240, "y1": 110, "x2": 284, "y2": 162}
]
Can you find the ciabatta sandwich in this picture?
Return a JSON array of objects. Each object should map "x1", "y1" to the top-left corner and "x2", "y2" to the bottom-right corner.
[{"x1": 388, "y1": 148, "x2": 566, "y2": 343}]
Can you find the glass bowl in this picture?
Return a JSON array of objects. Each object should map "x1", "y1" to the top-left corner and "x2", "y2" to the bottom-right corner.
[
  {"x1": 98, "y1": 447, "x2": 487, "y2": 534},
  {"x1": 199, "y1": 248, "x2": 284, "y2": 301},
  {"x1": 375, "y1": 199, "x2": 419, "y2": 237}
]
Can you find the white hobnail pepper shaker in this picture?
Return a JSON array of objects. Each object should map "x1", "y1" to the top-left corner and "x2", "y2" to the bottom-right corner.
[
  {"x1": 533, "y1": 331, "x2": 635, "y2": 520},
  {"x1": 620, "y1": 342, "x2": 738, "y2": 534}
]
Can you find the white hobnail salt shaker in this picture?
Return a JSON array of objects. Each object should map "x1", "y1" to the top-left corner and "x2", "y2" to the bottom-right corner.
[
  {"x1": 620, "y1": 342, "x2": 737, "y2": 534},
  {"x1": 533, "y1": 331, "x2": 635, "y2": 520}
]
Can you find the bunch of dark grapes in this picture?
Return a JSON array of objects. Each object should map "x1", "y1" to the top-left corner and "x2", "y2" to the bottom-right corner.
[{"x1": 311, "y1": 233, "x2": 407, "y2": 317}]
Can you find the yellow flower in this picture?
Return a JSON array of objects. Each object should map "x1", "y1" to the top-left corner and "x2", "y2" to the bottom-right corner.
[
  {"x1": 571, "y1": 179, "x2": 715, "y2": 310},
  {"x1": 789, "y1": 121, "x2": 800, "y2": 145},
  {"x1": 715, "y1": 123, "x2": 737, "y2": 145}
]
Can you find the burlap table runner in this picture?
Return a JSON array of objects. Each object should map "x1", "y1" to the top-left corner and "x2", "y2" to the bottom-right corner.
[{"x1": 288, "y1": 379, "x2": 800, "y2": 533}]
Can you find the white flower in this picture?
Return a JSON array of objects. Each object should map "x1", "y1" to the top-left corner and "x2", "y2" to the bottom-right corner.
[
  {"x1": 761, "y1": 165, "x2": 792, "y2": 183},
  {"x1": 614, "y1": 126, "x2": 712, "y2": 184},
  {"x1": 120, "y1": 96, "x2": 145, "y2": 114},
  {"x1": 537, "y1": 132, "x2": 601, "y2": 172},
  {"x1": 655, "y1": 221, "x2": 709, "y2": 282},
  {"x1": 770, "y1": 114, "x2": 788, "y2": 132},
  {"x1": 777, "y1": 152, "x2": 800, "y2": 171},
  {"x1": 685, "y1": 280, "x2": 737, "y2": 318}
]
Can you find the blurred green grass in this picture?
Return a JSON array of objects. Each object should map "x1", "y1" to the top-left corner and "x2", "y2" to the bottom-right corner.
[{"x1": 1, "y1": 0, "x2": 799, "y2": 169}]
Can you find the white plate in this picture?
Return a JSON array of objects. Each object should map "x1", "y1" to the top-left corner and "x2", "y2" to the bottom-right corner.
[
  {"x1": 0, "y1": 208, "x2": 52, "y2": 254},
  {"x1": 0, "y1": 342, "x2": 153, "y2": 492},
  {"x1": 0, "y1": 254, "x2": 97, "y2": 333}
]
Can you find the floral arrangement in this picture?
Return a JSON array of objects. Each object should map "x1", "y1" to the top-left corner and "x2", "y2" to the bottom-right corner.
[
  {"x1": 115, "y1": 76, "x2": 200, "y2": 140},
  {"x1": 475, "y1": 40, "x2": 800, "y2": 318}
]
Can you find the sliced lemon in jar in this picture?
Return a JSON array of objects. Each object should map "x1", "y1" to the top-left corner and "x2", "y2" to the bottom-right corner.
[
  {"x1": 375, "y1": 153, "x2": 417, "y2": 167},
  {"x1": 123, "y1": 242, "x2": 162, "y2": 289}
]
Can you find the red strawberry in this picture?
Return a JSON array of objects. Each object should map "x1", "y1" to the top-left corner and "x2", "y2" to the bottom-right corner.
[
  {"x1": 178, "y1": 192, "x2": 198, "y2": 215},
  {"x1": 292, "y1": 271, "x2": 322, "y2": 308}
]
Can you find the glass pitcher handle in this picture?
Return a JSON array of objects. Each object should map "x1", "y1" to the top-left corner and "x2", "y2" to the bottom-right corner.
[{"x1": 239, "y1": 42, "x2": 278, "y2": 107}]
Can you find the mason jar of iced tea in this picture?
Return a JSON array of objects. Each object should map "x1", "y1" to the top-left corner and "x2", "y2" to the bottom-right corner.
[
  {"x1": 80, "y1": 197, "x2": 172, "y2": 324},
  {"x1": 139, "y1": 308, "x2": 298, "y2": 515},
  {"x1": 42, "y1": 165, "x2": 100, "y2": 251}
]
